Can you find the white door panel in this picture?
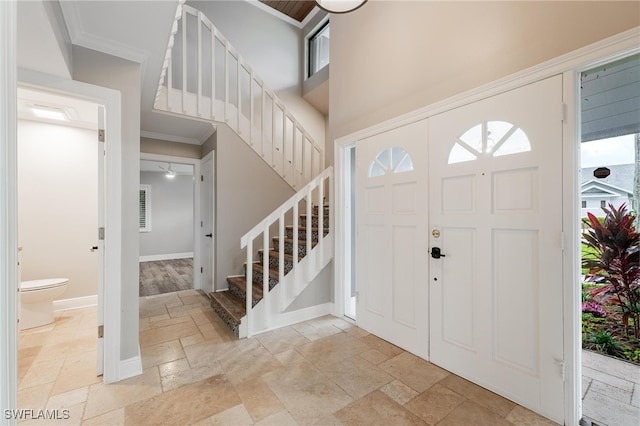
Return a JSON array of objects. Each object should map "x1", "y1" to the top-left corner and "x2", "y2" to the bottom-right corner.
[
  {"x1": 201, "y1": 154, "x2": 215, "y2": 293},
  {"x1": 356, "y1": 119, "x2": 429, "y2": 359},
  {"x1": 429, "y1": 75, "x2": 564, "y2": 423}
]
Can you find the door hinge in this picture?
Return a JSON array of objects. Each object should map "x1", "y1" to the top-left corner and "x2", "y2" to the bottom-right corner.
[
  {"x1": 98, "y1": 129, "x2": 105, "y2": 142},
  {"x1": 201, "y1": 175, "x2": 204, "y2": 182},
  {"x1": 200, "y1": 267, "x2": 203, "y2": 274},
  {"x1": 98, "y1": 325, "x2": 104, "y2": 338},
  {"x1": 98, "y1": 227, "x2": 105, "y2": 241}
]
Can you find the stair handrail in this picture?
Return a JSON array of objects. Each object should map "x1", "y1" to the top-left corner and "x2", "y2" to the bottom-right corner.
[
  {"x1": 154, "y1": 1, "x2": 325, "y2": 189},
  {"x1": 241, "y1": 166, "x2": 333, "y2": 336}
]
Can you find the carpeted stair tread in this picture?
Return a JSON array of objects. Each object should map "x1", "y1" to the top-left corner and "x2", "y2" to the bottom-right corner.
[
  {"x1": 209, "y1": 290, "x2": 245, "y2": 325},
  {"x1": 228, "y1": 276, "x2": 263, "y2": 299}
]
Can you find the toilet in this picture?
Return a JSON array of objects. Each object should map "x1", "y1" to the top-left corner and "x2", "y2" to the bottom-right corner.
[{"x1": 19, "y1": 278, "x2": 69, "y2": 330}]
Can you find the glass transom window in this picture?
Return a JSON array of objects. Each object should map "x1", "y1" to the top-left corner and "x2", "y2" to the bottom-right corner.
[
  {"x1": 369, "y1": 147, "x2": 414, "y2": 177},
  {"x1": 448, "y1": 121, "x2": 531, "y2": 164}
]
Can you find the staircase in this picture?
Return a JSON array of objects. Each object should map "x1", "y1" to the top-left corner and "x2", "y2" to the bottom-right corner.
[
  {"x1": 209, "y1": 204, "x2": 330, "y2": 337},
  {"x1": 154, "y1": 2, "x2": 334, "y2": 337}
]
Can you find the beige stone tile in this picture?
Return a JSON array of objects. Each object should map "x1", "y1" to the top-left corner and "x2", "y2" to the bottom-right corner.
[
  {"x1": 19, "y1": 328, "x2": 76, "y2": 349},
  {"x1": 343, "y1": 326, "x2": 370, "y2": 339},
  {"x1": 334, "y1": 390, "x2": 426, "y2": 426},
  {"x1": 81, "y1": 407, "x2": 124, "y2": 425},
  {"x1": 46, "y1": 386, "x2": 89, "y2": 410},
  {"x1": 124, "y1": 375, "x2": 241, "y2": 425},
  {"x1": 292, "y1": 320, "x2": 342, "y2": 341},
  {"x1": 20, "y1": 402, "x2": 85, "y2": 426},
  {"x1": 184, "y1": 340, "x2": 241, "y2": 369},
  {"x1": 236, "y1": 378, "x2": 285, "y2": 422},
  {"x1": 18, "y1": 382, "x2": 54, "y2": 410},
  {"x1": 140, "y1": 339, "x2": 185, "y2": 369},
  {"x1": 158, "y1": 358, "x2": 191, "y2": 377},
  {"x1": 210, "y1": 404, "x2": 254, "y2": 426},
  {"x1": 219, "y1": 345, "x2": 282, "y2": 385},
  {"x1": 139, "y1": 320, "x2": 200, "y2": 347},
  {"x1": 198, "y1": 322, "x2": 225, "y2": 342},
  {"x1": 181, "y1": 333, "x2": 205, "y2": 348},
  {"x1": 161, "y1": 362, "x2": 223, "y2": 392},
  {"x1": 18, "y1": 354, "x2": 37, "y2": 383},
  {"x1": 138, "y1": 317, "x2": 151, "y2": 332},
  {"x1": 189, "y1": 310, "x2": 212, "y2": 326},
  {"x1": 149, "y1": 314, "x2": 194, "y2": 329},
  {"x1": 379, "y1": 353, "x2": 449, "y2": 393},
  {"x1": 18, "y1": 357, "x2": 65, "y2": 390},
  {"x1": 83, "y1": 367, "x2": 162, "y2": 420},
  {"x1": 275, "y1": 349, "x2": 305, "y2": 366},
  {"x1": 235, "y1": 337, "x2": 262, "y2": 353},
  {"x1": 51, "y1": 351, "x2": 102, "y2": 396},
  {"x1": 438, "y1": 400, "x2": 511, "y2": 426},
  {"x1": 361, "y1": 334, "x2": 404, "y2": 359},
  {"x1": 295, "y1": 333, "x2": 370, "y2": 369},
  {"x1": 438, "y1": 374, "x2": 515, "y2": 417},
  {"x1": 311, "y1": 414, "x2": 344, "y2": 425},
  {"x1": 320, "y1": 355, "x2": 393, "y2": 399},
  {"x1": 138, "y1": 302, "x2": 169, "y2": 319},
  {"x1": 254, "y1": 410, "x2": 298, "y2": 426},
  {"x1": 262, "y1": 360, "x2": 353, "y2": 423},
  {"x1": 178, "y1": 294, "x2": 208, "y2": 307},
  {"x1": 148, "y1": 313, "x2": 171, "y2": 323},
  {"x1": 380, "y1": 380, "x2": 420, "y2": 406},
  {"x1": 506, "y1": 405, "x2": 560, "y2": 426},
  {"x1": 168, "y1": 302, "x2": 206, "y2": 319},
  {"x1": 257, "y1": 326, "x2": 310, "y2": 355},
  {"x1": 358, "y1": 348, "x2": 390, "y2": 365},
  {"x1": 405, "y1": 383, "x2": 464, "y2": 424}
]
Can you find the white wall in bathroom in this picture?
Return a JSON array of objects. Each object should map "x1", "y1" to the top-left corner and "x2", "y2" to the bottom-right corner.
[{"x1": 18, "y1": 119, "x2": 98, "y2": 300}]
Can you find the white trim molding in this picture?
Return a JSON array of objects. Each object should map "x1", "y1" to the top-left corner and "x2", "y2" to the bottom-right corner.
[
  {"x1": 140, "y1": 130, "x2": 203, "y2": 146},
  {"x1": 53, "y1": 295, "x2": 98, "y2": 312},
  {"x1": 118, "y1": 351, "x2": 143, "y2": 381},
  {"x1": 0, "y1": 1, "x2": 18, "y2": 420},
  {"x1": 17, "y1": 68, "x2": 124, "y2": 385},
  {"x1": 139, "y1": 252, "x2": 194, "y2": 262},
  {"x1": 253, "y1": 303, "x2": 335, "y2": 336},
  {"x1": 333, "y1": 26, "x2": 640, "y2": 426}
]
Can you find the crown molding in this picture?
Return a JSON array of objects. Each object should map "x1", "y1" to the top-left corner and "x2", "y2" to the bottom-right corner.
[{"x1": 59, "y1": 1, "x2": 149, "y2": 81}]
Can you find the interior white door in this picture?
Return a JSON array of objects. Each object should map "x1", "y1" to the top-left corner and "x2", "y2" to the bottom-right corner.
[
  {"x1": 356, "y1": 119, "x2": 429, "y2": 359},
  {"x1": 96, "y1": 106, "x2": 105, "y2": 376},
  {"x1": 428, "y1": 75, "x2": 564, "y2": 422},
  {"x1": 201, "y1": 153, "x2": 215, "y2": 293}
]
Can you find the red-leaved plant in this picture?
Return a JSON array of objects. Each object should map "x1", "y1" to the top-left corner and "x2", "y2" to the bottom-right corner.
[{"x1": 582, "y1": 203, "x2": 640, "y2": 338}]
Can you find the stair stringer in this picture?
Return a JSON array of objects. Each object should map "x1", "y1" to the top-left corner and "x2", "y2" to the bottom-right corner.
[{"x1": 243, "y1": 233, "x2": 333, "y2": 337}]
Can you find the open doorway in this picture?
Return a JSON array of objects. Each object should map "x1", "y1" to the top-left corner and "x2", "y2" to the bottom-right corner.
[
  {"x1": 16, "y1": 86, "x2": 106, "y2": 406},
  {"x1": 139, "y1": 154, "x2": 201, "y2": 297},
  {"x1": 579, "y1": 54, "x2": 640, "y2": 425}
]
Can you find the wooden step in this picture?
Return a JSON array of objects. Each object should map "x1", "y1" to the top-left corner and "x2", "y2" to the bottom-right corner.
[
  {"x1": 258, "y1": 249, "x2": 296, "y2": 273},
  {"x1": 272, "y1": 237, "x2": 318, "y2": 257},
  {"x1": 208, "y1": 290, "x2": 244, "y2": 337},
  {"x1": 299, "y1": 213, "x2": 329, "y2": 228},
  {"x1": 285, "y1": 225, "x2": 329, "y2": 241},
  {"x1": 227, "y1": 276, "x2": 262, "y2": 307}
]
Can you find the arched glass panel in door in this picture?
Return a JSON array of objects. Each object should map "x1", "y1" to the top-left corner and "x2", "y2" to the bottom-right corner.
[
  {"x1": 448, "y1": 120, "x2": 531, "y2": 164},
  {"x1": 369, "y1": 146, "x2": 414, "y2": 177}
]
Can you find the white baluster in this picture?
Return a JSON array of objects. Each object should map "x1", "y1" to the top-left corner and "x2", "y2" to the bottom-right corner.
[
  {"x1": 237, "y1": 57, "x2": 241, "y2": 135},
  {"x1": 249, "y1": 72, "x2": 254, "y2": 146},
  {"x1": 271, "y1": 97, "x2": 276, "y2": 168},
  {"x1": 211, "y1": 30, "x2": 215, "y2": 120},
  {"x1": 260, "y1": 86, "x2": 265, "y2": 157},
  {"x1": 197, "y1": 12, "x2": 203, "y2": 116},
  {"x1": 306, "y1": 189, "x2": 312, "y2": 286},
  {"x1": 278, "y1": 212, "x2": 285, "y2": 310},
  {"x1": 224, "y1": 41, "x2": 229, "y2": 123}
]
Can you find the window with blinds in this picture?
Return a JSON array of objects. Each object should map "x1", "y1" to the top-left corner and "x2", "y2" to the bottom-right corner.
[{"x1": 139, "y1": 185, "x2": 151, "y2": 232}]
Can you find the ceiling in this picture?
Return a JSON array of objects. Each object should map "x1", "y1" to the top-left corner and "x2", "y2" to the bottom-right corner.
[{"x1": 259, "y1": 1, "x2": 316, "y2": 22}]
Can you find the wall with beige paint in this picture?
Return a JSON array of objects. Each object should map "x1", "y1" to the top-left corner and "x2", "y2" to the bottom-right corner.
[{"x1": 329, "y1": 1, "x2": 640, "y2": 157}]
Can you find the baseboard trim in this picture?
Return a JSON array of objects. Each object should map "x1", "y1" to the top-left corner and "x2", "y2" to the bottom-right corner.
[
  {"x1": 53, "y1": 294, "x2": 97, "y2": 312},
  {"x1": 139, "y1": 252, "x2": 193, "y2": 262},
  {"x1": 118, "y1": 351, "x2": 143, "y2": 382},
  {"x1": 255, "y1": 302, "x2": 334, "y2": 334}
]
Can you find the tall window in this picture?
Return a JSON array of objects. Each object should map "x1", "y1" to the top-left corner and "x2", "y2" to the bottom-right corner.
[{"x1": 308, "y1": 21, "x2": 329, "y2": 78}]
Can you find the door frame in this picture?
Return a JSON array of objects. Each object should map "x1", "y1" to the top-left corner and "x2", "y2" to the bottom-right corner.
[
  {"x1": 334, "y1": 27, "x2": 640, "y2": 425},
  {"x1": 139, "y1": 153, "x2": 202, "y2": 291},
  {"x1": 3, "y1": 67, "x2": 124, "y2": 392},
  {"x1": 200, "y1": 150, "x2": 215, "y2": 293}
]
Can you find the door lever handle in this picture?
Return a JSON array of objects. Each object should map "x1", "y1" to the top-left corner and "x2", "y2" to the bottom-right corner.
[
  {"x1": 430, "y1": 247, "x2": 446, "y2": 259},
  {"x1": 90, "y1": 246, "x2": 99, "y2": 252},
  {"x1": 205, "y1": 233, "x2": 213, "y2": 238}
]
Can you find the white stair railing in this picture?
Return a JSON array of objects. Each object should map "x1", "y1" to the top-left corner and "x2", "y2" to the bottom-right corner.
[
  {"x1": 154, "y1": 2, "x2": 324, "y2": 189},
  {"x1": 241, "y1": 166, "x2": 333, "y2": 337}
]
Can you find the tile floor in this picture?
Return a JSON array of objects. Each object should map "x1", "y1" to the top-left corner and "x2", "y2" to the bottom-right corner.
[
  {"x1": 17, "y1": 290, "x2": 559, "y2": 425},
  {"x1": 582, "y1": 349, "x2": 640, "y2": 425}
]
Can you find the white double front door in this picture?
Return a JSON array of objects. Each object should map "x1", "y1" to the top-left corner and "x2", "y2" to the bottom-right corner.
[{"x1": 355, "y1": 75, "x2": 564, "y2": 423}]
